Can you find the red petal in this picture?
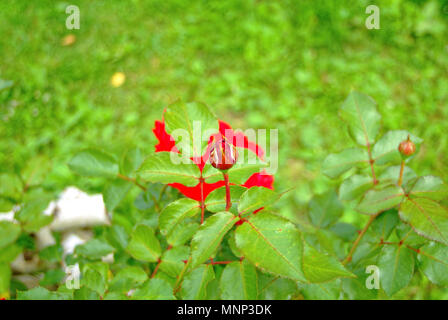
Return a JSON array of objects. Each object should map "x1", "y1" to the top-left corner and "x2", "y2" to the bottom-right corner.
[
  {"x1": 242, "y1": 171, "x2": 274, "y2": 189},
  {"x1": 169, "y1": 171, "x2": 273, "y2": 202},
  {"x1": 169, "y1": 181, "x2": 225, "y2": 202},
  {"x1": 153, "y1": 120, "x2": 178, "y2": 153}
]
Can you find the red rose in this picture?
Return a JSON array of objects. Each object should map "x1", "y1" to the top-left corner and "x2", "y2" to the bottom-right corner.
[{"x1": 153, "y1": 118, "x2": 274, "y2": 202}]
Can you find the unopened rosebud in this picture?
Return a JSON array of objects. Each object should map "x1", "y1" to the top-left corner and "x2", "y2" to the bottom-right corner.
[
  {"x1": 398, "y1": 136, "x2": 416, "y2": 156},
  {"x1": 209, "y1": 139, "x2": 238, "y2": 171}
]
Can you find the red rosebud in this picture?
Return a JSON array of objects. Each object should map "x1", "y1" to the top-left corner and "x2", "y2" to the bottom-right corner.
[
  {"x1": 209, "y1": 139, "x2": 238, "y2": 171},
  {"x1": 398, "y1": 136, "x2": 416, "y2": 156}
]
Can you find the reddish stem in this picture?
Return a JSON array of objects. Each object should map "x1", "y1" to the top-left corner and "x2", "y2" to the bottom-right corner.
[
  {"x1": 366, "y1": 142, "x2": 378, "y2": 185},
  {"x1": 117, "y1": 173, "x2": 147, "y2": 191},
  {"x1": 151, "y1": 245, "x2": 172, "y2": 278},
  {"x1": 200, "y1": 177, "x2": 205, "y2": 224},
  {"x1": 208, "y1": 258, "x2": 234, "y2": 265},
  {"x1": 223, "y1": 172, "x2": 231, "y2": 211},
  {"x1": 151, "y1": 259, "x2": 162, "y2": 278},
  {"x1": 343, "y1": 212, "x2": 380, "y2": 265}
]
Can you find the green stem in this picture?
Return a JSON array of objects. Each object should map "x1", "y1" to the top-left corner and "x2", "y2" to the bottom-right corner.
[
  {"x1": 117, "y1": 173, "x2": 146, "y2": 191},
  {"x1": 173, "y1": 257, "x2": 191, "y2": 295}
]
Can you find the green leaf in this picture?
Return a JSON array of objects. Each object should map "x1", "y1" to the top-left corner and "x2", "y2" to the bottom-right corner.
[
  {"x1": 373, "y1": 130, "x2": 422, "y2": 165},
  {"x1": 17, "y1": 287, "x2": 68, "y2": 300},
  {"x1": 126, "y1": 225, "x2": 161, "y2": 262},
  {"x1": 120, "y1": 147, "x2": 144, "y2": 177},
  {"x1": 137, "y1": 152, "x2": 200, "y2": 186},
  {"x1": 0, "y1": 173, "x2": 23, "y2": 200},
  {"x1": 166, "y1": 221, "x2": 199, "y2": 246},
  {"x1": 407, "y1": 176, "x2": 448, "y2": 201},
  {"x1": 82, "y1": 262, "x2": 109, "y2": 284},
  {"x1": 356, "y1": 185, "x2": 405, "y2": 215},
  {"x1": 206, "y1": 279, "x2": 220, "y2": 300},
  {"x1": 0, "y1": 221, "x2": 21, "y2": 249},
  {"x1": 75, "y1": 238, "x2": 115, "y2": 260},
  {"x1": 180, "y1": 264, "x2": 215, "y2": 300},
  {"x1": 399, "y1": 197, "x2": 448, "y2": 245},
  {"x1": 191, "y1": 211, "x2": 237, "y2": 267},
  {"x1": 103, "y1": 292, "x2": 128, "y2": 300},
  {"x1": 116, "y1": 266, "x2": 148, "y2": 283},
  {"x1": 21, "y1": 155, "x2": 52, "y2": 187},
  {"x1": 68, "y1": 149, "x2": 119, "y2": 178},
  {"x1": 418, "y1": 242, "x2": 448, "y2": 287},
  {"x1": 367, "y1": 209, "x2": 400, "y2": 239},
  {"x1": 299, "y1": 280, "x2": 341, "y2": 300},
  {"x1": 154, "y1": 271, "x2": 177, "y2": 287},
  {"x1": 109, "y1": 266, "x2": 148, "y2": 292},
  {"x1": 164, "y1": 101, "x2": 218, "y2": 158},
  {"x1": 235, "y1": 212, "x2": 306, "y2": 281},
  {"x1": 220, "y1": 260, "x2": 257, "y2": 300},
  {"x1": 304, "y1": 229, "x2": 346, "y2": 260},
  {"x1": 15, "y1": 198, "x2": 53, "y2": 232},
  {"x1": 330, "y1": 223, "x2": 358, "y2": 242},
  {"x1": 378, "y1": 244, "x2": 415, "y2": 296},
  {"x1": 0, "y1": 244, "x2": 22, "y2": 263},
  {"x1": 322, "y1": 148, "x2": 368, "y2": 179},
  {"x1": 132, "y1": 278, "x2": 175, "y2": 300},
  {"x1": 339, "y1": 175, "x2": 372, "y2": 201},
  {"x1": 0, "y1": 198, "x2": 14, "y2": 212},
  {"x1": 341, "y1": 268, "x2": 379, "y2": 300},
  {"x1": 83, "y1": 269, "x2": 107, "y2": 295},
  {"x1": 73, "y1": 287, "x2": 100, "y2": 300},
  {"x1": 226, "y1": 231, "x2": 242, "y2": 258},
  {"x1": 159, "y1": 198, "x2": 200, "y2": 237},
  {"x1": 40, "y1": 269, "x2": 66, "y2": 286},
  {"x1": 205, "y1": 185, "x2": 246, "y2": 214},
  {"x1": 238, "y1": 187, "x2": 279, "y2": 217},
  {"x1": 105, "y1": 225, "x2": 129, "y2": 251},
  {"x1": 39, "y1": 244, "x2": 63, "y2": 263},
  {"x1": 103, "y1": 179, "x2": 132, "y2": 212},
  {"x1": 339, "y1": 91, "x2": 381, "y2": 146},
  {"x1": 159, "y1": 246, "x2": 190, "y2": 278},
  {"x1": 302, "y1": 240, "x2": 354, "y2": 283},
  {"x1": 258, "y1": 277, "x2": 299, "y2": 300},
  {"x1": 308, "y1": 190, "x2": 344, "y2": 228},
  {"x1": 0, "y1": 263, "x2": 11, "y2": 295}
]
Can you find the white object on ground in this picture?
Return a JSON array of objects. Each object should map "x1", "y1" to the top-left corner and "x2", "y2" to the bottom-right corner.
[
  {"x1": 49, "y1": 186, "x2": 110, "y2": 231},
  {"x1": 4, "y1": 186, "x2": 113, "y2": 274},
  {"x1": 61, "y1": 231, "x2": 92, "y2": 256},
  {"x1": 35, "y1": 227, "x2": 56, "y2": 249},
  {"x1": 0, "y1": 211, "x2": 15, "y2": 222}
]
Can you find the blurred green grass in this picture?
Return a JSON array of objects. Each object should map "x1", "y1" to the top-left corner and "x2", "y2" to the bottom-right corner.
[{"x1": 1, "y1": 0, "x2": 447, "y2": 220}]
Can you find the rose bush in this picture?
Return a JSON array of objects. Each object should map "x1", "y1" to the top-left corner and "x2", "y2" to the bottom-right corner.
[{"x1": 1, "y1": 92, "x2": 447, "y2": 300}]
